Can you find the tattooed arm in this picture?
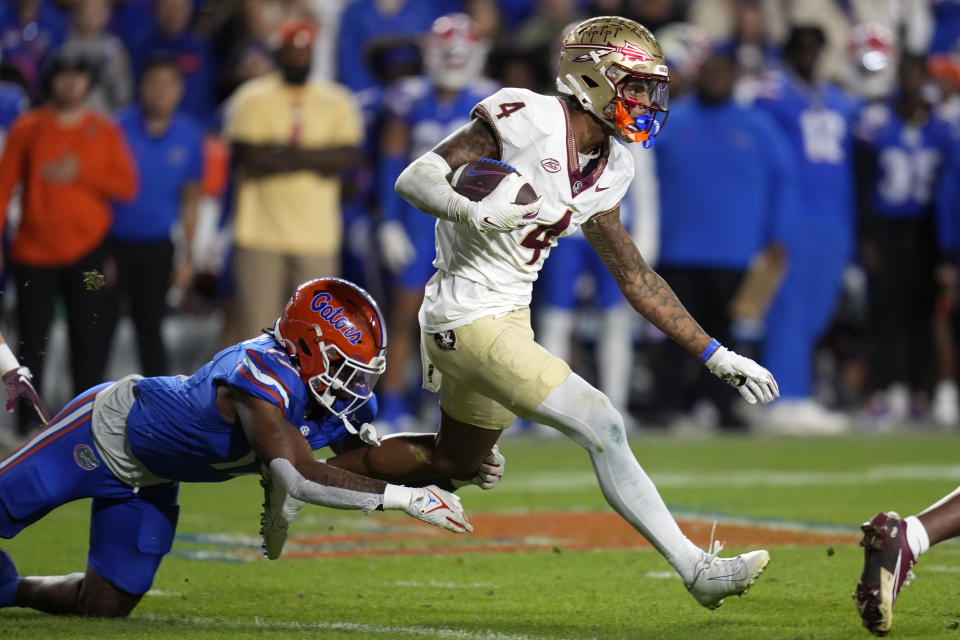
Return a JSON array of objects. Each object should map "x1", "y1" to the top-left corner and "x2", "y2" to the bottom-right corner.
[
  {"x1": 394, "y1": 119, "x2": 538, "y2": 232},
  {"x1": 582, "y1": 205, "x2": 712, "y2": 357},
  {"x1": 228, "y1": 385, "x2": 387, "y2": 508},
  {"x1": 433, "y1": 118, "x2": 500, "y2": 168},
  {"x1": 228, "y1": 385, "x2": 474, "y2": 532}
]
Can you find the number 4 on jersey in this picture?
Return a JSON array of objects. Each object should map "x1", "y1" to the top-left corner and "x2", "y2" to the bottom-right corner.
[
  {"x1": 495, "y1": 102, "x2": 526, "y2": 119},
  {"x1": 519, "y1": 210, "x2": 573, "y2": 265}
]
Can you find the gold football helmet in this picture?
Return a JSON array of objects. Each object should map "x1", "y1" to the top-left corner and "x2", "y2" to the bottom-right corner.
[{"x1": 556, "y1": 16, "x2": 670, "y2": 145}]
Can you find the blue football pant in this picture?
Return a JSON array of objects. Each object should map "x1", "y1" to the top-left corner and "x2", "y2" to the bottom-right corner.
[{"x1": 0, "y1": 383, "x2": 179, "y2": 595}]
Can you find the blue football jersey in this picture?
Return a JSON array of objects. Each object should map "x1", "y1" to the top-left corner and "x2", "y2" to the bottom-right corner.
[
  {"x1": 125, "y1": 335, "x2": 375, "y2": 483},
  {"x1": 755, "y1": 70, "x2": 860, "y2": 228},
  {"x1": 855, "y1": 101, "x2": 954, "y2": 219}
]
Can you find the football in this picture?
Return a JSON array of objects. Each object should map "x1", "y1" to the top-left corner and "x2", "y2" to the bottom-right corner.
[{"x1": 448, "y1": 158, "x2": 539, "y2": 206}]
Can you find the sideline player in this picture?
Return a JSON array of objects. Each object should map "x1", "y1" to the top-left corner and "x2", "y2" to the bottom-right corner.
[
  {"x1": 855, "y1": 488, "x2": 960, "y2": 636},
  {"x1": 327, "y1": 16, "x2": 779, "y2": 609},
  {"x1": 0, "y1": 278, "x2": 479, "y2": 618}
]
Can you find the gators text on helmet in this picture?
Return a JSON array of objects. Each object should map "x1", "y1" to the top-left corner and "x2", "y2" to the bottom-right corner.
[{"x1": 274, "y1": 278, "x2": 387, "y2": 424}]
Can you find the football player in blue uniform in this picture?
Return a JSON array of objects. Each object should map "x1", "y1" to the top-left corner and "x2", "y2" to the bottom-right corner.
[
  {"x1": 855, "y1": 54, "x2": 956, "y2": 424},
  {"x1": 754, "y1": 25, "x2": 861, "y2": 432},
  {"x1": 375, "y1": 13, "x2": 497, "y2": 429},
  {"x1": 0, "y1": 278, "x2": 495, "y2": 617}
]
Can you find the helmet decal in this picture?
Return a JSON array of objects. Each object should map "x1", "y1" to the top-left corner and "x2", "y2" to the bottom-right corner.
[
  {"x1": 275, "y1": 277, "x2": 387, "y2": 423},
  {"x1": 310, "y1": 291, "x2": 363, "y2": 345},
  {"x1": 566, "y1": 41, "x2": 654, "y2": 64},
  {"x1": 556, "y1": 16, "x2": 670, "y2": 145}
]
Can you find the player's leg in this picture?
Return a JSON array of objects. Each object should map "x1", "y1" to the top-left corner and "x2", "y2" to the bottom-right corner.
[
  {"x1": 329, "y1": 414, "x2": 501, "y2": 486},
  {"x1": 327, "y1": 314, "x2": 533, "y2": 483},
  {"x1": 355, "y1": 309, "x2": 764, "y2": 605},
  {"x1": 0, "y1": 382, "x2": 125, "y2": 614},
  {"x1": 5, "y1": 482, "x2": 179, "y2": 617},
  {"x1": 855, "y1": 486, "x2": 960, "y2": 636},
  {"x1": 918, "y1": 485, "x2": 960, "y2": 544},
  {"x1": 527, "y1": 372, "x2": 768, "y2": 608}
]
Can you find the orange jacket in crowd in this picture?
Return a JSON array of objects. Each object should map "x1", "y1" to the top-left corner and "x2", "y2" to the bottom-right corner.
[{"x1": 0, "y1": 106, "x2": 138, "y2": 267}]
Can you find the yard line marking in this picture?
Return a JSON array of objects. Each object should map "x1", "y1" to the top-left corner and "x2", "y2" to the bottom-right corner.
[
  {"x1": 500, "y1": 464, "x2": 960, "y2": 492},
  {"x1": 642, "y1": 571, "x2": 679, "y2": 580},
  {"x1": 133, "y1": 612, "x2": 556, "y2": 640},
  {"x1": 168, "y1": 549, "x2": 253, "y2": 563},
  {"x1": 928, "y1": 565, "x2": 960, "y2": 573},
  {"x1": 394, "y1": 580, "x2": 497, "y2": 588}
]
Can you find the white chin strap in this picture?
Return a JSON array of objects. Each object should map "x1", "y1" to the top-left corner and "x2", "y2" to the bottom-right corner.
[
  {"x1": 321, "y1": 380, "x2": 381, "y2": 446},
  {"x1": 557, "y1": 73, "x2": 592, "y2": 112}
]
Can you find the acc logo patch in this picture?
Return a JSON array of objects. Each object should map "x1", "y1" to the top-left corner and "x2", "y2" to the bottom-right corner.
[
  {"x1": 73, "y1": 444, "x2": 100, "y2": 471},
  {"x1": 541, "y1": 158, "x2": 561, "y2": 173}
]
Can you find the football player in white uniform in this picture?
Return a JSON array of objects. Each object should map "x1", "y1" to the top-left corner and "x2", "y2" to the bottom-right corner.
[{"x1": 327, "y1": 16, "x2": 779, "y2": 610}]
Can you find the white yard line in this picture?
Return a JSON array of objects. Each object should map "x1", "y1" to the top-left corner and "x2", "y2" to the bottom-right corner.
[
  {"x1": 394, "y1": 580, "x2": 497, "y2": 588},
  {"x1": 134, "y1": 612, "x2": 555, "y2": 640},
  {"x1": 500, "y1": 464, "x2": 960, "y2": 492}
]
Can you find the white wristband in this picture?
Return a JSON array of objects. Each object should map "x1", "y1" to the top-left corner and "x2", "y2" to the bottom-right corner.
[
  {"x1": 0, "y1": 343, "x2": 19, "y2": 374},
  {"x1": 382, "y1": 484, "x2": 413, "y2": 511}
]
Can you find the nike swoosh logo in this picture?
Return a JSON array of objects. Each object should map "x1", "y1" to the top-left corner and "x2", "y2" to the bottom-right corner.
[
  {"x1": 482, "y1": 217, "x2": 504, "y2": 229},
  {"x1": 596, "y1": 185, "x2": 610, "y2": 191},
  {"x1": 707, "y1": 568, "x2": 748, "y2": 581}
]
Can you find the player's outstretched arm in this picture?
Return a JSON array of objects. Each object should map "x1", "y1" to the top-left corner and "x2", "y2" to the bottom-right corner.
[
  {"x1": 394, "y1": 119, "x2": 538, "y2": 233},
  {"x1": 228, "y1": 386, "x2": 473, "y2": 533},
  {"x1": 582, "y1": 207, "x2": 779, "y2": 404}
]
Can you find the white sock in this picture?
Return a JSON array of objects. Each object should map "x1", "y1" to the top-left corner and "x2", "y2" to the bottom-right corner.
[
  {"x1": 904, "y1": 516, "x2": 929, "y2": 558},
  {"x1": 530, "y1": 373, "x2": 703, "y2": 582}
]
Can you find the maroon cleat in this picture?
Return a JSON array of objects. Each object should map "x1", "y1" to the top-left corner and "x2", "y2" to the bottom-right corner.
[{"x1": 854, "y1": 511, "x2": 917, "y2": 636}]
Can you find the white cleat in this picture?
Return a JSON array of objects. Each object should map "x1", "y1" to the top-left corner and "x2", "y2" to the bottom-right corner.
[
  {"x1": 259, "y1": 463, "x2": 305, "y2": 560},
  {"x1": 685, "y1": 549, "x2": 770, "y2": 609}
]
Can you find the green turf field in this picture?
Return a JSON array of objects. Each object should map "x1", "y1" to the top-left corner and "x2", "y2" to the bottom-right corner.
[{"x1": 3, "y1": 433, "x2": 959, "y2": 639}]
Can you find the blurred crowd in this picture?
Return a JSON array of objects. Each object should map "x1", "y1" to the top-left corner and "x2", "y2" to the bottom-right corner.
[{"x1": 1, "y1": 0, "x2": 960, "y2": 440}]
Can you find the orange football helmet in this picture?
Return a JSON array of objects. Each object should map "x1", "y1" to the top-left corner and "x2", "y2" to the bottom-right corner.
[{"x1": 274, "y1": 278, "x2": 387, "y2": 422}]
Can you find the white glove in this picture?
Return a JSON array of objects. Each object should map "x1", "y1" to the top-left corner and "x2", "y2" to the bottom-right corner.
[
  {"x1": 452, "y1": 444, "x2": 504, "y2": 490},
  {"x1": 704, "y1": 345, "x2": 780, "y2": 405},
  {"x1": 466, "y1": 173, "x2": 541, "y2": 233},
  {"x1": 377, "y1": 220, "x2": 416, "y2": 272},
  {"x1": 383, "y1": 484, "x2": 473, "y2": 533}
]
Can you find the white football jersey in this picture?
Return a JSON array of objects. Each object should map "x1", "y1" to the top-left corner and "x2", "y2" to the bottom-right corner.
[{"x1": 420, "y1": 87, "x2": 635, "y2": 333}]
